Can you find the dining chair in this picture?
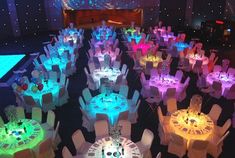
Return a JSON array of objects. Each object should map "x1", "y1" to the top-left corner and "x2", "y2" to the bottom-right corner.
[
  {"x1": 96, "y1": 113, "x2": 109, "y2": 123},
  {"x1": 38, "y1": 138, "x2": 55, "y2": 158},
  {"x1": 78, "y1": 96, "x2": 86, "y2": 109},
  {"x1": 42, "y1": 92, "x2": 54, "y2": 112},
  {"x1": 72, "y1": 129, "x2": 92, "y2": 154},
  {"x1": 167, "y1": 133, "x2": 187, "y2": 158},
  {"x1": 57, "y1": 86, "x2": 69, "y2": 107},
  {"x1": 210, "y1": 81, "x2": 222, "y2": 99},
  {"x1": 60, "y1": 73, "x2": 67, "y2": 86},
  {"x1": 224, "y1": 84, "x2": 235, "y2": 100},
  {"x1": 41, "y1": 110, "x2": 55, "y2": 130},
  {"x1": 192, "y1": 60, "x2": 203, "y2": 73},
  {"x1": 87, "y1": 74, "x2": 99, "y2": 91},
  {"x1": 32, "y1": 107, "x2": 42, "y2": 123},
  {"x1": 145, "y1": 61, "x2": 153, "y2": 76},
  {"x1": 136, "y1": 129, "x2": 154, "y2": 154},
  {"x1": 23, "y1": 95, "x2": 39, "y2": 109},
  {"x1": 207, "y1": 131, "x2": 230, "y2": 158},
  {"x1": 227, "y1": 67, "x2": 235, "y2": 75},
  {"x1": 187, "y1": 139, "x2": 209, "y2": 158},
  {"x1": 150, "y1": 68, "x2": 158, "y2": 77},
  {"x1": 166, "y1": 98, "x2": 177, "y2": 115},
  {"x1": 118, "y1": 120, "x2": 131, "y2": 139},
  {"x1": 48, "y1": 71, "x2": 58, "y2": 83},
  {"x1": 119, "y1": 85, "x2": 129, "y2": 98},
  {"x1": 128, "y1": 90, "x2": 140, "y2": 107},
  {"x1": 128, "y1": 100, "x2": 141, "y2": 124},
  {"x1": 15, "y1": 106, "x2": 25, "y2": 120},
  {"x1": 189, "y1": 94, "x2": 202, "y2": 112},
  {"x1": 39, "y1": 54, "x2": 48, "y2": 64},
  {"x1": 117, "y1": 110, "x2": 129, "y2": 122},
  {"x1": 52, "y1": 64, "x2": 61, "y2": 80},
  {"x1": 213, "y1": 65, "x2": 222, "y2": 72},
  {"x1": 175, "y1": 70, "x2": 183, "y2": 83},
  {"x1": 156, "y1": 152, "x2": 161, "y2": 158},
  {"x1": 208, "y1": 104, "x2": 222, "y2": 124},
  {"x1": 163, "y1": 88, "x2": 176, "y2": 105},
  {"x1": 113, "y1": 61, "x2": 121, "y2": 70},
  {"x1": 88, "y1": 62, "x2": 96, "y2": 73},
  {"x1": 13, "y1": 148, "x2": 34, "y2": 158},
  {"x1": 52, "y1": 121, "x2": 61, "y2": 149},
  {"x1": 221, "y1": 59, "x2": 230, "y2": 72},
  {"x1": 80, "y1": 108, "x2": 94, "y2": 132},
  {"x1": 146, "y1": 86, "x2": 162, "y2": 105},
  {"x1": 82, "y1": 88, "x2": 92, "y2": 104},
  {"x1": 94, "y1": 120, "x2": 109, "y2": 140},
  {"x1": 214, "y1": 119, "x2": 231, "y2": 137},
  {"x1": 62, "y1": 146, "x2": 73, "y2": 158},
  {"x1": 121, "y1": 64, "x2": 128, "y2": 74}
]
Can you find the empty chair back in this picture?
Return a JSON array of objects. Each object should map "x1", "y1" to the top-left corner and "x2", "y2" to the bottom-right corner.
[
  {"x1": 23, "y1": 95, "x2": 37, "y2": 106},
  {"x1": 208, "y1": 104, "x2": 222, "y2": 123},
  {"x1": 146, "y1": 61, "x2": 153, "y2": 70},
  {"x1": 121, "y1": 64, "x2": 127, "y2": 74},
  {"x1": 131, "y1": 90, "x2": 140, "y2": 105},
  {"x1": 140, "y1": 129, "x2": 154, "y2": 149},
  {"x1": 38, "y1": 138, "x2": 55, "y2": 158},
  {"x1": 227, "y1": 67, "x2": 235, "y2": 75},
  {"x1": 175, "y1": 70, "x2": 183, "y2": 82},
  {"x1": 166, "y1": 98, "x2": 177, "y2": 114},
  {"x1": 157, "y1": 106, "x2": 164, "y2": 124},
  {"x1": 156, "y1": 152, "x2": 161, "y2": 158},
  {"x1": 96, "y1": 113, "x2": 109, "y2": 122},
  {"x1": 46, "y1": 110, "x2": 55, "y2": 129},
  {"x1": 118, "y1": 120, "x2": 131, "y2": 138},
  {"x1": 93, "y1": 56, "x2": 101, "y2": 69},
  {"x1": 82, "y1": 88, "x2": 92, "y2": 103},
  {"x1": 117, "y1": 110, "x2": 129, "y2": 121},
  {"x1": 166, "y1": 88, "x2": 176, "y2": 98},
  {"x1": 140, "y1": 72, "x2": 147, "y2": 85},
  {"x1": 220, "y1": 119, "x2": 231, "y2": 136},
  {"x1": 62, "y1": 146, "x2": 73, "y2": 158},
  {"x1": 188, "y1": 139, "x2": 209, "y2": 155},
  {"x1": 13, "y1": 149, "x2": 34, "y2": 158},
  {"x1": 189, "y1": 94, "x2": 202, "y2": 112},
  {"x1": 72, "y1": 129, "x2": 86, "y2": 151},
  {"x1": 213, "y1": 65, "x2": 222, "y2": 72},
  {"x1": 183, "y1": 76, "x2": 191, "y2": 87},
  {"x1": 221, "y1": 59, "x2": 230, "y2": 72},
  {"x1": 113, "y1": 61, "x2": 121, "y2": 70},
  {"x1": 79, "y1": 96, "x2": 86, "y2": 109},
  {"x1": 39, "y1": 54, "x2": 47, "y2": 63},
  {"x1": 42, "y1": 93, "x2": 53, "y2": 104},
  {"x1": 32, "y1": 107, "x2": 42, "y2": 123},
  {"x1": 119, "y1": 85, "x2": 129, "y2": 98},
  {"x1": 94, "y1": 120, "x2": 109, "y2": 138},
  {"x1": 15, "y1": 106, "x2": 25, "y2": 120},
  {"x1": 60, "y1": 73, "x2": 66, "y2": 86}
]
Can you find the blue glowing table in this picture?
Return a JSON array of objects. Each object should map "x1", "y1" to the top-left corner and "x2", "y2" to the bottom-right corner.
[
  {"x1": 174, "y1": 42, "x2": 189, "y2": 52},
  {"x1": 0, "y1": 119, "x2": 44, "y2": 156},
  {"x1": 56, "y1": 44, "x2": 74, "y2": 56},
  {"x1": 84, "y1": 93, "x2": 128, "y2": 125},
  {"x1": 93, "y1": 28, "x2": 113, "y2": 41},
  {"x1": 43, "y1": 57, "x2": 68, "y2": 71},
  {"x1": 22, "y1": 79, "x2": 60, "y2": 106},
  {"x1": 0, "y1": 54, "x2": 25, "y2": 79}
]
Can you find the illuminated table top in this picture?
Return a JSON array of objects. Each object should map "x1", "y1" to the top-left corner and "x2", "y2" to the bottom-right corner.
[
  {"x1": 149, "y1": 75, "x2": 181, "y2": 95},
  {"x1": 85, "y1": 137, "x2": 142, "y2": 158},
  {"x1": 93, "y1": 28, "x2": 113, "y2": 41},
  {"x1": 0, "y1": 54, "x2": 25, "y2": 79},
  {"x1": 124, "y1": 29, "x2": 142, "y2": 43},
  {"x1": 91, "y1": 68, "x2": 122, "y2": 87},
  {"x1": 56, "y1": 44, "x2": 74, "y2": 56},
  {"x1": 62, "y1": 28, "x2": 82, "y2": 44},
  {"x1": 139, "y1": 55, "x2": 162, "y2": 68},
  {"x1": 206, "y1": 72, "x2": 235, "y2": 94},
  {"x1": 174, "y1": 42, "x2": 189, "y2": 51},
  {"x1": 161, "y1": 34, "x2": 176, "y2": 42},
  {"x1": 170, "y1": 109, "x2": 214, "y2": 142},
  {"x1": 94, "y1": 50, "x2": 117, "y2": 62},
  {"x1": 84, "y1": 93, "x2": 128, "y2": 125},
  {"x1": 22, "y1": 79, "x2": 60, "y2": 105},
  {"x1": 186, "y1": 54, "x2": 209, "y2": 66},
  {"x1": 43, "y1": 57, "x2": 68, "y2": 71},
  {"x1": 124, "y1": 28, "x2": 137, "y2": 36},
  {"x1": 132, "y1": 43, "x2": 153, "y2": 56},
  {"x1": 0, "y1": 119, "x2": 44, "y2": 156}
]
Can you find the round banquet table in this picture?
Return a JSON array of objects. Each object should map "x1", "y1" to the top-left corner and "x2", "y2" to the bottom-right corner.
[
  {"x1": 43, "y1": 57, "x2": 68, "y2": 71},
  {"x1": 174, "y1": 42, "x2": 189, "y2": 52},
  {"x1": 187, "y1": 54, "x2": 209, "y2": 66},
  {"x1": 0, "y1": 119, "x2": 44, "y2": 157},
  {"x1": 85, "y1": 93, "x2": 128, "y2": 125},
  {"x1": 170, "y1": 109, "x2": 214, "y2": 143},
  {"x1": 85, "y1": 137, "x2": 142, "y2": 158},
  {"x1": 94, "y1": 51, "x2": 116, "y2": 62},
  {"x1": 93, "y1": 28, "x2": 113, "y2": 41},
  {"x1": 124, "y1": 28, "x2": 137, "y2": 36},
  {"x1": 161, "y1": 34, "x2": 176, "y2": 42},
  {"x1": 91, "y1": 68, "x2": 122, "y2": 87},
  {"x1": 139, "y1": 55, "x2": 162, "y2": 67},
  {"x1": 132, "y1": 43, "x2": 153, "y2": 56},
  {"x1": 56, "y1": 44, "x2": 74, "y2": 56},
  {"x1": 206, "y1": 72, "x2": 235, "y2": 94},
  {"x1": 22, "y1": 79, "x2": 60, "y2": 106},
  {"x1": 149, "y1": 75, "x2": 181, "y2": 97}
]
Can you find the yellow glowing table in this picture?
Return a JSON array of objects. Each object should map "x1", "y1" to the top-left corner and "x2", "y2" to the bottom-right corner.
[
  {"x1": 170, "y1": 109, "x2": 214, "y2": 142},
  {"x1": 0, "y1": 119, "x2": 44, "y2": 156},
  {"x1": 139, "y1": 55, "x2": 162, "y2": 67}
]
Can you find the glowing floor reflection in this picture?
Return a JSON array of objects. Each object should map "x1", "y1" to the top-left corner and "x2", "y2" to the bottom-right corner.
[{"x1": 0, "y1": 54, "x2": 25, "y2": 79}]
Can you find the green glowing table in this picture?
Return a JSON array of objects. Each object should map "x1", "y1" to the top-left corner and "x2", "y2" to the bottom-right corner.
[
  {"x1": 84, "y1": 93, "x2": 128, "y2": 125},
  {"x1": 0, "y1": 119, "x2": 44, "y2": 156},
  {"x1": 0, "y1": 54, "x2": 25, "y2": 79}
]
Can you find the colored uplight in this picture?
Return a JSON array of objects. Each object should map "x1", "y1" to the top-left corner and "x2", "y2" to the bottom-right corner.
[
  {"x1": 0, "y1": 54, "x2": 25, "y2": 79},
  {"x1": 170, "y1": 109, "x2": 214, "y2": 143},
  {"x1": 84, "y1": 93, "x2": 128, "y2": 125},
  {"x1": 0, "y1": 119, "x2": 44, "y2": 155},
  {"x1": 174, "y1": 42, "x2": 189, "y2": 51}
]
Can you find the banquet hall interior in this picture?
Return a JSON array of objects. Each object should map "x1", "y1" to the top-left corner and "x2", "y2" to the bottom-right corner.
[{"x1": 0, "y1": 0, "x2": 235, "y2": 158}]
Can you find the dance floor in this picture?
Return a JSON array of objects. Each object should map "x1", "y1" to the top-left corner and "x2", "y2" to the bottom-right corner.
[{"x1": 0, "y1": 54, "x2": 25, "y2": 79}]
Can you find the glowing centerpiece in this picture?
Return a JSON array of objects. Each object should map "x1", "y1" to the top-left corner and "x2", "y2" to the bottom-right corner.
[
  {"x1": 0, "y1": 106, "x2": 44, "y2": 156},
  {"x1": 84, "y1": 93, "x2": 128, "y2": 125},
  {"x1": 139, "y1": 55, "x2": 162, "y2": 67},
  {"x1": 170, "y1": 109, "x2": 214, "y2": 142}
]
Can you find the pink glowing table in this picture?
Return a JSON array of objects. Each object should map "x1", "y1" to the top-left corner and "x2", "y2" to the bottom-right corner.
[
  {"x1": 149, "y1": 75, "x2": 182, "y2": 97},
  {"x1": 132, "y1": 43, "x2": 153, "y2": 56},
  {"x1": 206, "y1": 72, "x2": 235, "y2": 94}
]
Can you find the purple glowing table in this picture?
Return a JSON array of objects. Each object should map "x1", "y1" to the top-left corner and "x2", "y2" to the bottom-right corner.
[{"x1": 206, "y1": 72, "x2": 235, "y2": 94}]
